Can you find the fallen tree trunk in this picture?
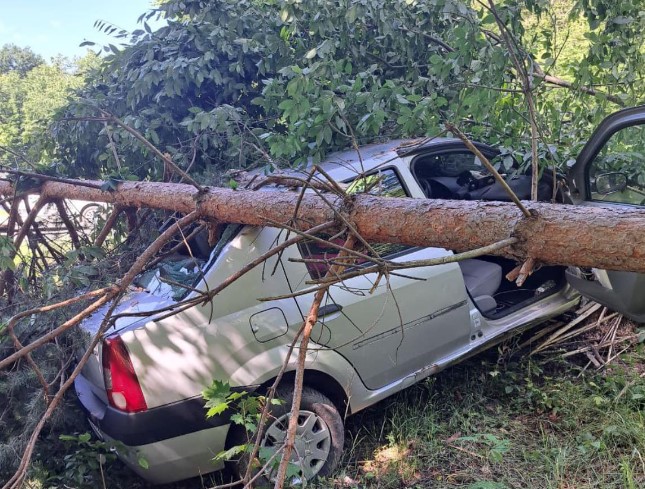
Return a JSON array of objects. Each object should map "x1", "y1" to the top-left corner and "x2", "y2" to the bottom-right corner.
[{"x1": 0, "y1": 179, "x2": 643, "y2": 273}]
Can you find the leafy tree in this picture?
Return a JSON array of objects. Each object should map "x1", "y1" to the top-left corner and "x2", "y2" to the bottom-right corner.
[
  {"x1": 56, "y1": 0, "x2": 501, "y2": 179},
  {"x1": 0, "y1": 44, "x2": 44, "y2": 76},
  {"x1": 54, "y1": 0, "x2": 643, "y2": 183},
  {"x1": 0, "y1": 60, "x2": 86, "y2": 166}
]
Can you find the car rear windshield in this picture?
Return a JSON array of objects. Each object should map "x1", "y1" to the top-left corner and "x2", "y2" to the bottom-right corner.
[{"x1": 134, "y1": 223, "x2": 241, "y2": 301}]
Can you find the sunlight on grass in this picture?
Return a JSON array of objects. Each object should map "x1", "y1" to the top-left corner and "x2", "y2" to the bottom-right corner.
[{"x1": 326, "y1": 340, "x2": 645, "y2": 489}]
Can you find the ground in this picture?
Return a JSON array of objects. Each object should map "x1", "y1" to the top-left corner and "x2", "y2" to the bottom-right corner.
[{"x1": 17, "y1": 304, "x2": 645, "y2": 489}]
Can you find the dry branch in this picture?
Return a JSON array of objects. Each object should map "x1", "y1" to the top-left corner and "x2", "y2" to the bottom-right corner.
[
  {"x1": 273, "y1": 234, "x2": 358, "y2": 488},
  {"x1": 54, "y1": 200, "x2": 82, "y2": 249},
  {"x1": 94, "y1": 206, "x2": 122, "y2": 247}
]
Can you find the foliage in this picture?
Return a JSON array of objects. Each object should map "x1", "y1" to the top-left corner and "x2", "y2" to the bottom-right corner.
[
  {"x1": 202, "y1": 379, "x2": 297, "y2": 481},
  {"x1": 45, "y1": 432, "x2": 118, "y2": 488},
  {"x1": 0, "y1": 59, "x2": 87, "y2": 166},
  {"x1": 53, "y1": 0, "x2": 642, "y2": 183},
  {"x1": 0, "y1": 44, "x2": 44, "y2": 77}
]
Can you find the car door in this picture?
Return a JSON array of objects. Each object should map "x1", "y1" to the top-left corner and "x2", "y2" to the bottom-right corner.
[
  {"x1": 293, "y1": 168, "x2": 472, "y2": 390},
  {"x1": 567, "y1": 105, "x2": 645, "y2": 322}
]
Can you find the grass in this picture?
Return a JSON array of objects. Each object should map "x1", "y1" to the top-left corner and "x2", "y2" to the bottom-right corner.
[{"x1": 323, "y1": 339, "x2": 645, "y2": 489}]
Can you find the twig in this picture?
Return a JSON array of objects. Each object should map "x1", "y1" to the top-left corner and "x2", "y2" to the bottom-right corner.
[
  {"x1": 0, "y1": 145, "x2": 37, "y2": 169},
  {"x1": 94, "y1": 206, "x2": 122, "y2": 248},
  {"x1": 538, "y1": 73, "x2": 625, "y2": 107},
  {"x1": 557, "y1": 337, "x2": 634, "y2": 359},
  {"x1": 530, "y1": 303, "x2": 602, "y2": 354},
  {"x1": 584, "y1": 351, "x2": 602, "y2": 368},
  {"x1": 605, "y1": 315, "x2": 621, "y2": 362},
  {"x1": 399, "y1": 26, "x2": 455, "y2": 53},
  {"x1": 445, "y1": 443, "x2": 485, "y2": 459},
  {"x1": 516, "y1": 320, "x2": 564, "y2": 349},
  {"x1": 0, "y1": 168, "x2": 104, "y2": 189},
  {"x1": 545, "y1": 311, "x2": 618, "y2": 346}
]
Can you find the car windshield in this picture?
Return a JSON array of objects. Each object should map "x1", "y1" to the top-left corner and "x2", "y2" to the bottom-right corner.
[{"x1": 134, "y1": 223, "x2": 241, "y2": 301}]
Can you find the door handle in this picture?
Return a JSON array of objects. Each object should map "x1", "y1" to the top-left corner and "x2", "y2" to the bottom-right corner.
[{"x1": 318, "y1": 304, "x2": 343, "y2": 317}]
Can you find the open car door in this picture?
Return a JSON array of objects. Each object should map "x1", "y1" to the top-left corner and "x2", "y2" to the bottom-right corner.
[{"x1": 567, "y1": 105, "x2": 645, "y2": 322}]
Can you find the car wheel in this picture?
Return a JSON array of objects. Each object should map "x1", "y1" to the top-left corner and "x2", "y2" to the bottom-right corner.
[{"x1": 228, "y1": 386, "x2": 344, "y2": 486}]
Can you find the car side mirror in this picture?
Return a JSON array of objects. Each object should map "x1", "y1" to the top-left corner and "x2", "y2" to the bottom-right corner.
[{"x1": 594, "y1": 172, "x2": 627, "y2": 195}]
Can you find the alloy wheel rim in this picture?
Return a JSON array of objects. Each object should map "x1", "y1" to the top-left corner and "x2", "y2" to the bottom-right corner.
[{"x1": 262, "y1": 409, "x2": 332, "y2": 481}]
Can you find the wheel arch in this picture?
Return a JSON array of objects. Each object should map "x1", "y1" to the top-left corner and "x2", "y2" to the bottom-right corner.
[{"x1": 261, "y1": 369, "x2": 350, "y2": 418}]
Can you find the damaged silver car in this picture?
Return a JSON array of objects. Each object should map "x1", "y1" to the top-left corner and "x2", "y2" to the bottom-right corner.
[{"x1": 75, "y1": 106, "x2": 645, "y2": 484}]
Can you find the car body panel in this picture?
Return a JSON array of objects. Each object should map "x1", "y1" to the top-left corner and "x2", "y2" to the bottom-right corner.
[
  {"x1": 98, "y1": 422, "x2": 229, "y2": 485},
  {"x1": 292, "y1": 246, "x2": 470, "y2": 390}
]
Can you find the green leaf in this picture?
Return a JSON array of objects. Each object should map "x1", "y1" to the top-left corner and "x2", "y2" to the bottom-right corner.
[
  {"x1": 612, "y1": 16, "x2": 633, "y2": 25},
  {"x1": 258, "y1": 446, "x2": 275, "y2": 461},
  {"x1": 395, "y1": 94, "x2": 410, "y2": 105},
  {"x1": 228, "y1": 390, "x2": 246, "y2": 401},
  {"x1": 278, "y1": 100, "x2": 294, "y2": 111},
  {"x1": 285, "y1": 463, "x2": 301, "y2": 478},
  {"x1": 230, "y1": 413, "x2": 245, "y2": 425},
  {"x1": 138, "y1": 456, "x2": 149, "y2": 469},
  {"x1": 346, "y1": 6, "x2": 357, "y2": 23},
  {"x1": 203, "y1": 380, "x2": 233, "y2": 418},
  {"x1": 215, "y1": 444, "x2": 247, "y2": 462}
]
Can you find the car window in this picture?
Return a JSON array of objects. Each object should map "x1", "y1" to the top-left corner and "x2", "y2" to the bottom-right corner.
[
  {"x1": 589, "y1": 124, "x2": 645, "y2": 205},
  {"x1": 299, "y1": 168, "x2": 410, "y2": 279},
  {"x1": 414, "y1": 151, "x2": 512, "y2": 177},
  {"x1": 135, "y1": 223, "x2": 241, "y2": 300},
  {"x1": 418, "y1": 152, "x2": 487, "y2": 177}
]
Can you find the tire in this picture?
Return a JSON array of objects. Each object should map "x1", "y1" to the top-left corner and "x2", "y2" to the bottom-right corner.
[{"x1": 227, "y1": 386, "x2": 344, "y2": 487}]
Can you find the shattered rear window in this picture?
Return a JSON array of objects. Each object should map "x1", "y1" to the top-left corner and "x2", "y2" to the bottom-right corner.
[{"x1": 134, "y1": 224, "x2": 241, "y2": 301}]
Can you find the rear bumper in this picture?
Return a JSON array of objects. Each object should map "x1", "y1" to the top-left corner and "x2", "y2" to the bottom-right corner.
[
  {"x1": 74, "y1": 373, "x2": 253, "y2": 483},
  {"x1": 91, "y1": 418, "x2": 230, "y2": 484},
  {"x1": 74, "y1": 373, "x2": 231, "y2": 445}
]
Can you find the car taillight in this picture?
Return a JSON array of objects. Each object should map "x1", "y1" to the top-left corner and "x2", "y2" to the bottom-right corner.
[{"x1": 102, "y1": 336, "x2": 147, "y2": 413}]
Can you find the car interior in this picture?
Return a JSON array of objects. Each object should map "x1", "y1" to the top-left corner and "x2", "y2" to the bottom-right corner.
[{"x1": 412, "y1": 150, "x2": 568, "y2": 319}]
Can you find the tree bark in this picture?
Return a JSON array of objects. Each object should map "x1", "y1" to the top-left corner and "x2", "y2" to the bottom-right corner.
[{"x1": 0, "y1": 179, "x2": 644, "y2": 273}]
